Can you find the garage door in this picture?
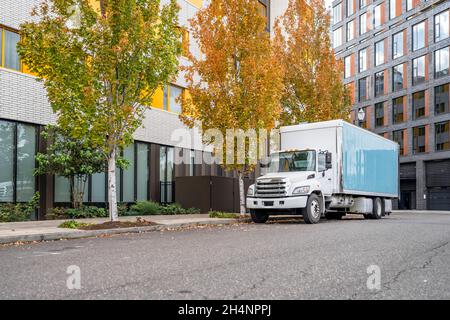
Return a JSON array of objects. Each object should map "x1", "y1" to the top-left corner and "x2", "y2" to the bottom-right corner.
[{"x1": 428, "y1": 188, "x2": 450, "y2": 211}]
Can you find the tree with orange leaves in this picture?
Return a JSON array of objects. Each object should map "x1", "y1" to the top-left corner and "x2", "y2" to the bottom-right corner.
[
  {"x1": 274, "y1": 0, "x2": 351, "y2": 125},
  {"x1": 181, "y1": 0, "x2": 284, "y2": 216}
]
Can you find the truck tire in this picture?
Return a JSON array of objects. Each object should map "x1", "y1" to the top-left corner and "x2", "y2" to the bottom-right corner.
[
  {"x1": 303, "y1": 194, "x2": 322, "y2": 224},
  {"x1": 250, "y1": 210, "x2": 269, "y2": 224},
  {"x1": 371, "y1": 197, "x2": 383, "y2": 220}
]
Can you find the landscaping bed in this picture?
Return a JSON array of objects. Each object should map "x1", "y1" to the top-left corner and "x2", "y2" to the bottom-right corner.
[{"x1": 79, "y1": 219, "x2": 157, "y2": 230}]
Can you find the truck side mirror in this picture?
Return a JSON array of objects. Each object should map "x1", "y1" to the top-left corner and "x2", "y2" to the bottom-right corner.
[
  {"x1": 259, "y1": 157, "x2": 271, "y2": 168},
  {"x1": 326, "y1": 152, "x2": 332, "y2": 169}
]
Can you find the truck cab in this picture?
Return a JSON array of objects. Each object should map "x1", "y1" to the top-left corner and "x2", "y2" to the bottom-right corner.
[{"x1": 247, "y1": 149, "x2": 332, "y2": 224}]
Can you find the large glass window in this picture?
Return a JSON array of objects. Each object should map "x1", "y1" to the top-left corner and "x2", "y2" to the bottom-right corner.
[
  {"x1": 374, "y1": 4, "x2": 382, "y2": 28},
  {"x1": 344, "y1": 55, "x2": 352, "y2": 78},
  {"x1": 393, "y1": 64, "x2": 405, "y2": 91},
  {"x1": 333, "y1": 27, "x2": 343, "y2": 48},
  {"x1": 169, "y1": 85, "x2": 183, "y2": 114},
  {"x1": 435, "y1": 47, "x2": 449, "y2": 79},
  {"x1": 375, "y1": 40, "x2": 385, "y2": 66},
  {"x1": 393, "y1": 96, "x2": 405, "y2": 124},
  {"x1": 347, "y1": 0, "x2": 354, "y2": 17},
  {"x1": 375, "y1": 102, "x2": 385, "y2": 127},
  {"x1": 136, "y1": 143, "x2": 149, "y2": 201},
  {"x1": 359, "y1": 0, "x2": 367, "y2": 9},
  {"x1": 91, "y1": 172, "x2": 106, "y2": 203},
  {"x1": 412, "y1": 21, "x2": 426, "y2": 51},
  {"x1": 412, "y1": 90, "x2": 426, "y2": 120},
  {"x1": 393, "y1": 31, "x2": 404, "y2": 59},
  {"x1": 160, "y1": 146, "x2": 174, "y2": 204},
  {"x1": 390, "y1": 0, "x2": 399, "y2": 20},
  {"x1": 435, "y1": 83, "x2": 449, "y2": 114},
  {"x1": 0, "y1": 121, "x2": 36, "y2": 204},
  {"x1": 413, "y1": 126, "x2": 426, "y2": 154},
  {"x1": 333, "y1": 3, "x2": 343, "y2": 24},
  {"x1": 358, "y1": 77, "x2": 369, "y2": 102},
  {"x1": 435, "y1": 121, "x2": 450, "y2": 151},
  {"x1": 1, "y1": 29, "x2": 21, "y2": 71},
  {"x1": 360, "y1": 13, "x2": 367, "y2": 35},
  {"x1": 346, "y1": 20, "x2": 355, "y2": 41},
  {"x1": 435, "y1": 10, "x2": 449, "y2": 43},
  {"x1": 392, "y1": 130, "x2": 404, "y2": 155},
  {"x1": 359, "y1": 48, "x2": 367, "y2": 72},
  {"x1": 122, "y1": 144, "x2": 135, "y2": 203},
  {"x1": 413, "y1": 55, "x2": 426, "y2": 85},
  {"x1": 375, "y1": 71, "x2": 385, "y2": 97},
  {"x1": 0, "y1": 121, "x2": 15, "y2": 202}
]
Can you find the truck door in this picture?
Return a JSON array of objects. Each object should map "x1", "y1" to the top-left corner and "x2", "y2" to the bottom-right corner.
[{"x1": 317, "y1": 152, "x2": 333, "y2": 196}]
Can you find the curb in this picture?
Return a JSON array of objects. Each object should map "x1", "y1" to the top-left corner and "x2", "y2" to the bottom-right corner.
[{"x1": 0, "y1": 219, "x2": 238, "y2": 245}]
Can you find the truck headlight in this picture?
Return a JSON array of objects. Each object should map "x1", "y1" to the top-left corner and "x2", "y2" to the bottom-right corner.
[
  {"x1": 247, "y1": 185, "x2": 255, "y2": 196},
  {"x1": 292, "y1": 186, "x2": 310, "y2": 195}
]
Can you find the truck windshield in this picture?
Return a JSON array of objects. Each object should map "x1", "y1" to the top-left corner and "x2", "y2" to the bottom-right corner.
[{"x1": 268, "y1": 151, "x2": 316, "y2": 173}]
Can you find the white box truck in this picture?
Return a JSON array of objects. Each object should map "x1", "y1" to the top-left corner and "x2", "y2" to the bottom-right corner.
[{"x1": 246, "y1": 120, "x2": 399, "y2": 224}]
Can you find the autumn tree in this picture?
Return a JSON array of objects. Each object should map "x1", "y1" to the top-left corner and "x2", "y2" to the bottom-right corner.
[
  {"x1": 18, "y1": 0, "x2": 181, "y2": 221},
  {"x1": 181, "y1": 0, "x2": 284, "y2": 216},
  {"x1": 274, "y1": 0, "x2": 350, "y2": 125}
]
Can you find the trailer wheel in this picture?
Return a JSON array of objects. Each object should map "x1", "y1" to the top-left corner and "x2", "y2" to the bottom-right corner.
[
  {"x1": 371, "y1": 197, "x2": 383, "y2": 220},
  {"x1": 250, "y1": 210, "x2": 269, "y2": 224},
  {"x1": 303, "y1": 194, "x2": 322, "y2": 224}
]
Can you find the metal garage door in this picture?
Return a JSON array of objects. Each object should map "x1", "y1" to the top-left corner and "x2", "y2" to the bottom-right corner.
[
  {"x1": 428, "y1": 188, "x2": 450, "y2": 211},
  {"x1": 426, "y1": 160, "x2": 450, "y2": 187}
]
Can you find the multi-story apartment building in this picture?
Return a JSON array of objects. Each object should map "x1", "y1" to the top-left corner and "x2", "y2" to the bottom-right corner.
[
  {"x1": 0, "y1": 0, "x2": 274, "y2": 219},
  {"x1": 332, "y1": 0, "x2": 450, "y2": 210}
]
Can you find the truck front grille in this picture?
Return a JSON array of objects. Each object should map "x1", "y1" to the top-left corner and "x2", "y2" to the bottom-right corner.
[{"x1": 255, "y1": 178, "x2": 287, "y2": 198}]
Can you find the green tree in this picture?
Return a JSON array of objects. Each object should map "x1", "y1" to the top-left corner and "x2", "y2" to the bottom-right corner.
[
  {"x1": 18, "y1": 0, "x2": 181, "y2": 220},
  {"x1": 181, "y1": 0, "x2": 284, "y2": 216},
  {"x1": 35, "y1": 125, "x2": 112, "y2": 209}
]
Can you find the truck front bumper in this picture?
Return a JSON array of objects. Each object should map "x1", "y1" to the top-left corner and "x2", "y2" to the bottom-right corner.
[{"x1": 246, "y1": 196, "x2": 308, "y2": 210}]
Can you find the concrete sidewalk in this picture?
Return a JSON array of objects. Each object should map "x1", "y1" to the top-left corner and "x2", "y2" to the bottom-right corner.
[{"x1": 0, "y1": 214, "x2": 238, "y2": 245}]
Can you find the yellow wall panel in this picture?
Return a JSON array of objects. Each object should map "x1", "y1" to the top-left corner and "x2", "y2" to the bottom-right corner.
[{"x1": 151, "y1": 86, "x2": 164, "y2": 109}]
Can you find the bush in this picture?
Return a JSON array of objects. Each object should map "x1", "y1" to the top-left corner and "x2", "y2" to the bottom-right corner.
[
  {"x1": 128, "y1": 201, "x2": 161, "y2": 216},
  {"x1": 58, "y1": 220, "x2": 92, "y2": 229},
  {"x1": 208, "y1": 211, "x2": 239, "y2": 219},
  {"x1": 46, "y1": 206, "x2": 107, "y2": 220},
  {"x1": 0, "y1": 192, "x2": 40, "y2": 222},
  {"x1": 160, "y1": 203, "x2": 200, "y2": 215}
]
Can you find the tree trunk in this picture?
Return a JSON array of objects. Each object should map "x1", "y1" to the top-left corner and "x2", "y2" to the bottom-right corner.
[
  {"x1": 238, "y1": 171, "x2": 246, "y2": 217},
  {"x1": 107, "y1": 148, "x2": 119, "y2": 221}
]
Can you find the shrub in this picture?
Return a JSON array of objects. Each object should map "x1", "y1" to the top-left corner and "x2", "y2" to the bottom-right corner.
[
  {"x1": 58, "y1": 220, "x2": 92, "y2": 229},
  {"x1": 160, "y1": 203, "x2": 200, "y2": 215},
  {"x1": 0, "y1": 192, "x2": 40, "y2": 222},
  {"x1": 128, "y1": 201, "x2": 161, "y2": 216},
  {"x1": 208, "y1": 211, "x2": 239, "y2": 219},
  {"x1": 66, "y1": 206, "x2": 107, "y2": 219}
]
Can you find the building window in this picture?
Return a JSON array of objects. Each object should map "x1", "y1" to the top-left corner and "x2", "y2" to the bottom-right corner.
[
  {"x1": 188, "y1": 150, "x2": 196, "y2": 177},
  {"x1": 359, "y1": 77, "x2": 369, "y2": 102},
  {"x1": 435, "y1": 10, "x2": 449, "y2": 43},
  {"x1": 0, "y1": 120, "x2": 37, "y2": 205},
  {"x1": 412, "y1": 21, "x2": 426, "y2": 51},
  {"x1": 375, "y1": 71, "x2": 385, "y2": 97},
  {"x1": 412, "y1": 90, "x2": 426, "y2": 120},
  {"x1": 333, "y1": 3, "x2": 343, "y2": 24},
  {"x1": 257, "y1": 1, "x2": 269, "y2": 30},
  {"x1": 360, "y1": 13, "x2": 367, "y2": 35},
  {"x1": 346, "y1": 20, "x2": 355, "y2": 41},
  {"x1": 413, "y1": 126, "x2": 426, "y2": 154},
  {"x1": 406, "y1": 0, "x2": 413, "y2": 11},
  {"x1": 333, "y1": 27, "x2": 343, "y2": 48},
  {"x1": 390, "y1": 0, "x2": 400, "y2": 20},
  {"x1": 160, "y1": 146, "x2": 174, "y2": 204},
  {"x1": 393, "y1": 96, "x2": 404, "y2": 124},
  {"x1": 374, "y1": 4, "x2": 382, "y2": 28},
  {"x1": 0, "y1": 27, "x2": 21, "y2": 71},
  {"x1": 435, "y1": 121, "x2": 450, "y2": 151},
  {"x1": 136, "y1": 143, "x2": 149, "y2": 201},
  {"x1": 164, "y1": 84, "x2": 184, "y2": 113},
  {"x1": 392, "y1": 130, "x2": 404, "y2": 155},
  {"x1": 375, "y1": 102, "x2": 385, "y2": 127},
  {"x1": 393, "y1": 31, "x2": 404, "y2": 59},
  {"x1": 435, "y1": 47, "x2": 449, "y2": 79},
  {"x1": 435, "y1": 83, "x2": 449, "y2": 114},
  {"x1": 347, "y1": 0, "x2": 354, "y2": 17},
  {"x1": 344, "y1": 55, "x2": 352, "y2": 78},
  {"x1": 392, "y1": 64, "x2": 405, "y2": 91},
  {"x1": 412, "y1": 55, "x2": 426, "y2": 86},
  {"x1": 359, "y1": 48, "x2": 367, "y2": 72},
  {"x1": 360, "y1": 0, "x2": 367, "y2": 9},
  {"x1": 375, "y1": 40, "x2": 385, "y2": 66}
]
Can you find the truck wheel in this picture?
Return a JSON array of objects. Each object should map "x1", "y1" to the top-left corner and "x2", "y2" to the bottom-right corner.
[
  {"x1": 371, "y1": 197, "x2": 383, "y2": 220},
  {"x1": 303, "y1": 194, "x2": 322, "y2": 224},
  {"x1": 250, "y1": 210, "x2": 269, "y2": 224}
]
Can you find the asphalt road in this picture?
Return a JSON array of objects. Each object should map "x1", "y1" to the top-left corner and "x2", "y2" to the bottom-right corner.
[{"x1": 0, "y1": 212, "x2": 449, "y2": 300}]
